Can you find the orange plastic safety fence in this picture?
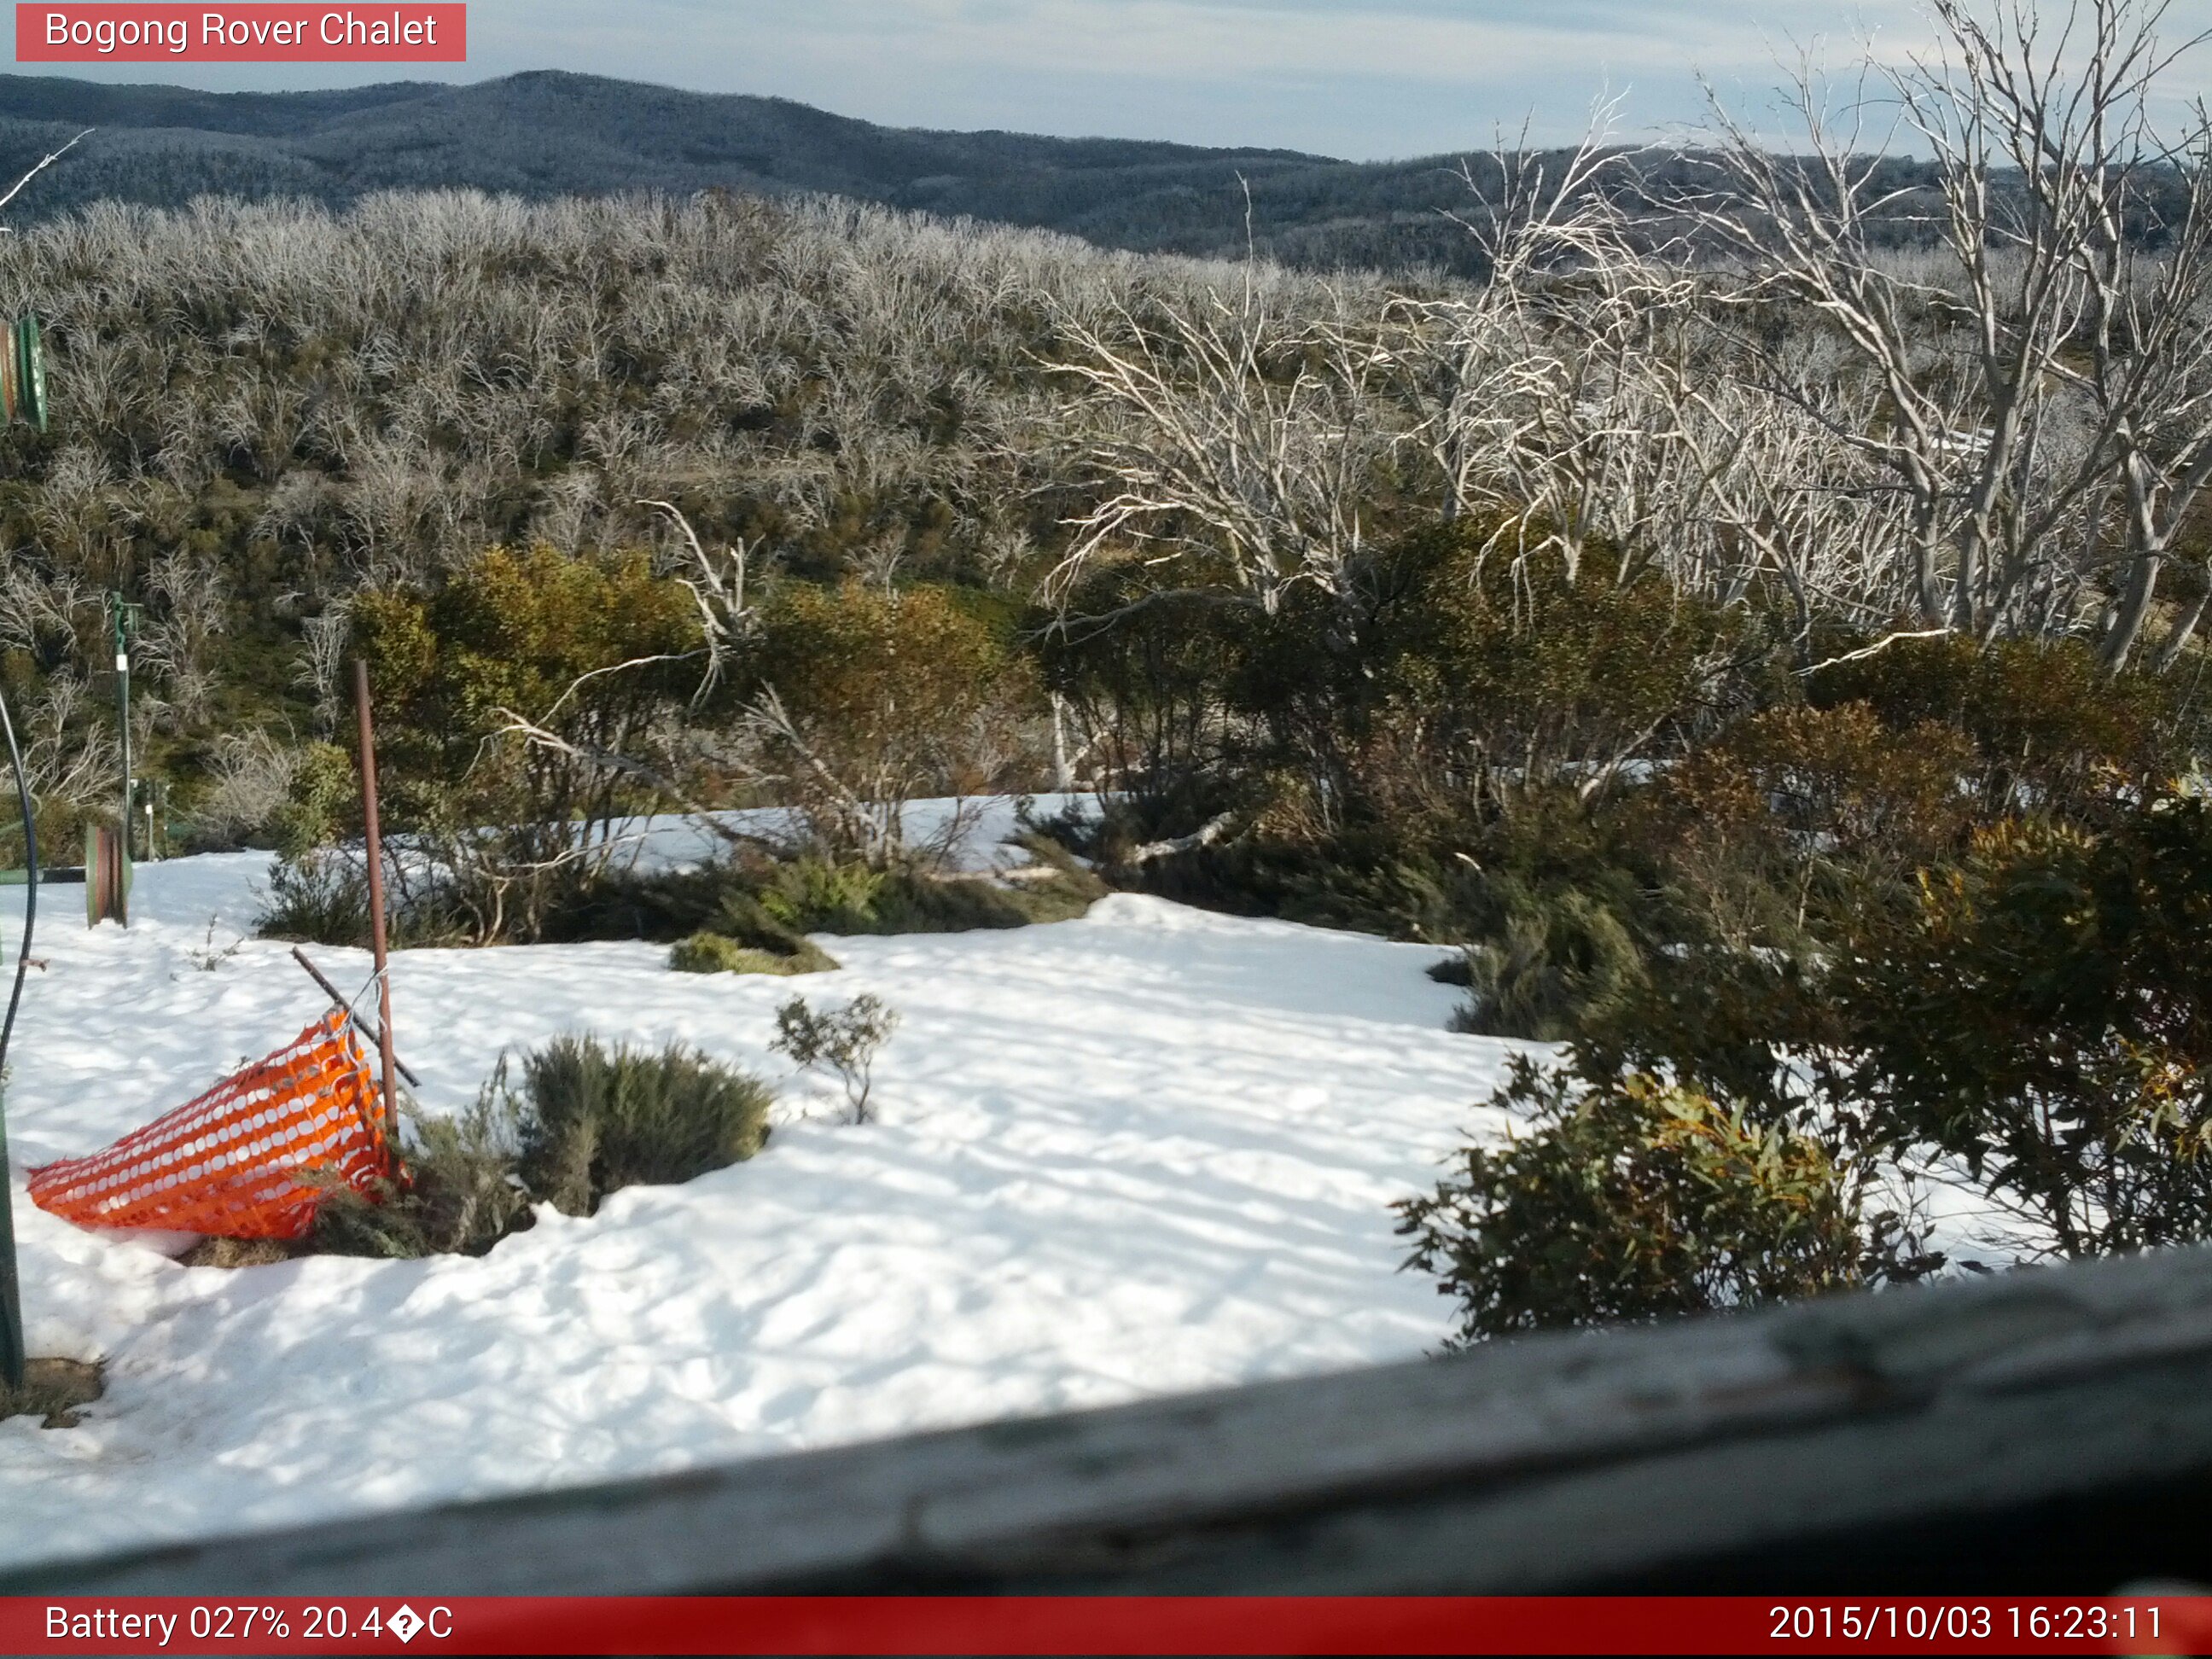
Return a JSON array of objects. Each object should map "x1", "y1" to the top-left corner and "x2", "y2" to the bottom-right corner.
[{"x1": 28, "y1": 1011, "x2": 388, "y2": 1241}]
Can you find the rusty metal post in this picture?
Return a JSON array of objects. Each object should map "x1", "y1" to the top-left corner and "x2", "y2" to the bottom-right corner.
[{"x1": 352, "y1": 659, "x2": 400, "y2": 1164}]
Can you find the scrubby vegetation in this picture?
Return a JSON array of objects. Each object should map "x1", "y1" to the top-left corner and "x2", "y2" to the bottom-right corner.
[
  {"x1": 309, "y1": 1037, "x2": 774, "y2": 1257},
  {"x1": 9, "y1": 0, "x2": 2212, "y2": 1330},
  {"x1": 669, "y1": 931, "x2": 835, "y2": 977},
  {"x1": 0, "y1": 1357, "x2": 103, "y2": 1429},
  {"x1": 1396, "y1": 1057, "x2": 1937, "y2": 1343}
]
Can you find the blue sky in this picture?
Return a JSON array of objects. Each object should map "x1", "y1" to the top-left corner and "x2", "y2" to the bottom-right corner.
[{"x1": 12, "y1": 0, "x2": 2212, "y2": 160}]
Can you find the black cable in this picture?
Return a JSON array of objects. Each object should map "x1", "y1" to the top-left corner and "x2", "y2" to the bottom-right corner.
[{"x1": 0, "y1": 683, "x2": 36, "y2": 1390}]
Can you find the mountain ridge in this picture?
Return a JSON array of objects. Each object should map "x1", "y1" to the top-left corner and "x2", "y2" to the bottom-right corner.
[{"x1": 0, "y1": 69, "x2": 1503, "y2": 272}]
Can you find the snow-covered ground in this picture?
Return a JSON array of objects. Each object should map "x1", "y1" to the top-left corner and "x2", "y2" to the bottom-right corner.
[{"x1": 0, "y1": 801, "x2": 1505, "y2": 1571}]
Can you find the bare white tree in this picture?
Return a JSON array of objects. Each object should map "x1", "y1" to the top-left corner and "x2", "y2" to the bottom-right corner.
[
  {"x1": 1044, "y1": 277, "x2": 1400, "y2": 617},
  {"x1": 1699, "y1": 0, "x2": 2212, "y2": 659}
]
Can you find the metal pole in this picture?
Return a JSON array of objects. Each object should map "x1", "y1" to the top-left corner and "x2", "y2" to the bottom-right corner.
[{"x1": 352, "y1": 660, "x2": 400, "y2": 1166}]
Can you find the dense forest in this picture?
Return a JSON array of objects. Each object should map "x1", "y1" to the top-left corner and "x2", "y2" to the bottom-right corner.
[{"x1": 5, "y1": 0, "x2": 2212, "y2": 1325}]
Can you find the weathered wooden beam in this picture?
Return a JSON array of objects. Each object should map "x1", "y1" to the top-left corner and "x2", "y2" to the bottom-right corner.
[{"x1": 12, "y1": 1243, "x2": 2212, "y2": 1594}]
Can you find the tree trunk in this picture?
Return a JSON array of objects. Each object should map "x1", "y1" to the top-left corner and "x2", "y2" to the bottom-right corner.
[{"x1": 2098, "y1": 550, "x2": 2164, "y2": 673}]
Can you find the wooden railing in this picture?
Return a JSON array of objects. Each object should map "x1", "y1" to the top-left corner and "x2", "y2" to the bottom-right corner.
[{"x1": 12, "y1": 1242, "x2": 2212, "y2": 1594}]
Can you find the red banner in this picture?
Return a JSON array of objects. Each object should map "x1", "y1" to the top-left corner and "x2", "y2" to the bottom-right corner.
[
  {"x1": 15, "y1": 4, "x2": 465, "y2": 62},
  {"x1": 3, "y1": 1596, "x2": 2210, "y2": 1655}
]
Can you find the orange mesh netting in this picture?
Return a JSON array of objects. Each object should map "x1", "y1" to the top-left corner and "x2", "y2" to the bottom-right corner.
[{"x1": 28, "y1": 1012, "x2": 389, "y2": 1240}]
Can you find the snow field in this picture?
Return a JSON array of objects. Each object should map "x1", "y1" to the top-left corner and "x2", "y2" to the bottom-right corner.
[{"x1": 0, "y1": 815, "x2": 1499, "y2": 1569}]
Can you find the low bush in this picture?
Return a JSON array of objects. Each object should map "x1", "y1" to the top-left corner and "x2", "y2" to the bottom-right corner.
[
  {"x1": 516, "y1": 1037, "x2": 774, "y2": 1217},
  {"x1": 669, "y1": 931, "x2": 839, "y2": 976},
  {"x1": 756, "y1": 853, "x2": 1101, "y2": 934},
  {"x1": 1396, "y1": 1056, "x2": 1937, "y2": 1345},
  {"x1": 307, "y1": 1038, "x2": 775, "y2": 1254},
  {"x1": 252, "y1": 847, "x2": 469, "y2": 949},
  {"x1": 420, "y1": 831, "x2": 1105, "y2": 954},
  {"x1": 309, "y1": 1079, "x2": 536, "y2": 1259},
  {"x1": 254, "y1": 848, "x2": 370, "y2": 947},
  {"x1": 756, "y1": 858, "x2": 889, "y2": 931},
  {"x1": 1447, "y1": 876, "x2": 1650, "y2": 1042},
  {"x1": 1837, "y1": 797, "x2": 2212, "y2": 1257}
]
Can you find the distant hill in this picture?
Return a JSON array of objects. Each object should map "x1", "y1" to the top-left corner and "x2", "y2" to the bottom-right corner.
[{"x1": 0, "y1": 70, "x2": 1516, "y2": 274}]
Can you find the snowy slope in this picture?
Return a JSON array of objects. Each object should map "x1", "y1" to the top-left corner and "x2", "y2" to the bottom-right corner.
[{"x1": 0, "y1": 809, "x2": 1500, "y2": 1571}]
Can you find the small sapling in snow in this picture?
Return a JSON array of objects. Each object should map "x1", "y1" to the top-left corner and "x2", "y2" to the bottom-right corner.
[{"x1": 771, "y1": 993, "x2": 899, "y2": 1122}]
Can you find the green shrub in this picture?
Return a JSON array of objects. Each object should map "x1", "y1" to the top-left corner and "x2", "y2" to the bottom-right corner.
[
  {"x1": 757, "y1": 853, "x2": 1098, "y2": 935},
  {"x1": 516, "y1": 1037, "x2": 773, "y2": 1216},
  {"x1": 1807, "y1": 634, "x2": 2185, "y2": 820},
  {"x1": 1651, "y1": 701, "x2": 1977, "y2": 953},
  {"x1": 1578, "y1": 944, "x2": 1843, "y2": 1126},
  {"x1": 1396, "y1": 1057, "x2": 1933, "y2": 1344},
  {"x1": 309, "y1": 1078, "x2": 536, "y2": 1260},
  {"x1": 1837, "y1": 797, "x2": 2212, "y2": 1257},
  {"x1": 252, "y1": 847, "x2": 464, "y2": 948},
  {"x1": 254, "y1": 848, "x2": 370, "y2": 946},
  {"x1": 1447, "y1": 876, "x2": 1650, "y2": 1042},
  {"x1": 737, "y1": 581, "x2": 1040, "y2": 861},
  {"x1": 669, "y1": 931, "x2": 838, "y2": 975},
  {"x1": 310, "y1": 1039, "x2": 775, "y2": 1251},
  {"x1": 270, "y1": 741, "x2": 358, "y2": 857},
  {"x1": 352, "y1": 544, "x2": 706, "y2": 942},
  {"x1": 758, "y1": 859, "x2": 890, "y2": 932},
  {"x1": 525, "y1": 845, "x2": 1101, "y2": 952}
]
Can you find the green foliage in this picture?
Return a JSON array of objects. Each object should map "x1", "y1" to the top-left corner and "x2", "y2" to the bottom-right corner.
[
  {"x1": 515, "y1": 1037, "x2": 773, "y2": 1217},
  {"x1": 309, "y1": 1079, "x2": 536, "y2": 1260},
  {"x1": 311, "y1": 1039, "x2": 775, "y2": 1253},
  {"x1": 352, "y1": 544, "x2": 703, "y2": 941},
  {"x1": 505, "y1": 837, "x2": 1102, "y2": 959},
  {"x1": 754, "y1": 853, "x2": 1101, "y2": 935},
  {"x1": 669, "y1": 931, "x2": 837, "y2": 976},
  {"x1": 271, "y1": 741, "x2": 358, "y2": 857},
  {"x1": 738, "y1": 582, "x2": 1039, "y2": 862},
  {"x1": 771, "y1": 993, "x2": 899, "y2": 1122},
  {"x1": 1448, "y1": 877, "x2": 1650, "y2": 1042},
  {"x1": 756, "y1": 859, "x2": 889, "y2": 932},
  {"x1": 1578, "y1": 944, "x2": 1842, "y2": 1127},
  {"x1": 1645, "y1": 701, "x2": 1979, "y2": 958},
  {"x1": 1054, "y1": 526, "x2": 1749, "y2": 853},
  {"x1": 1386, "y1": 538, "x2": 1739, "y2": 802},
  {"x1": 1395, "y1": 1057, "x2": 1929, "y2": 1344},
  {"x1": 253, "y1": 848, "x2": 370, "y2": 946},
  {"x1": 1807, "y1": 635, "x2": 2189, "y2": 820},
  {"x1": 1039, "y1": 573, "x2": 1249, "y2": 822},
  {"x1": 252, "y1": 846, "x2": 469, "y2": 949},
  {"x1": 1837, "y1": 798, "x2": 2212, "y2": 1257}
]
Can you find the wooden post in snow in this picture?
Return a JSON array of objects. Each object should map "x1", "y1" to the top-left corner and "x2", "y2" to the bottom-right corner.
[{"x1": 352, "y1": 660, "x2": 400, "y2": 1164}]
